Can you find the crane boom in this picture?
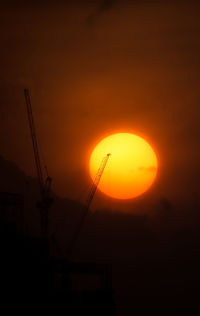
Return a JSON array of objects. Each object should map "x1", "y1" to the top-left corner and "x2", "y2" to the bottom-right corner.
[
  {"x1": 86, "y1": 153, "x2": 111, "y2": 211},
  {"x1": 67, "y1": 153, "x2": 111, "y2": 256},
  {"x1": 24, "y1": 89, "x2": 44, "y2": 192}
]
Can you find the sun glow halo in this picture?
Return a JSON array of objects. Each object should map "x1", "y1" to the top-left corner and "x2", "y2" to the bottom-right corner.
[{"x1": 89, "y1": 133, "x2": 158, "y2": 199}]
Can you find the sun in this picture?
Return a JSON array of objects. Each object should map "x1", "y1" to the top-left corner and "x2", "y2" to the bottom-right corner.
[{"x1": 89, "y1": 133, "x2": 158, "y2": 199}]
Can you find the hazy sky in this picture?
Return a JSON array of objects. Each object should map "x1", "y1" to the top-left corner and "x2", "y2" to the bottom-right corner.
[{"x1": 0, "y1": 0, "x2": 200, "y2": 210}]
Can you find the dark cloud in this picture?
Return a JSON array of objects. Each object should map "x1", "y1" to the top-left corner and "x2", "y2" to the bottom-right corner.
[
  {"x1": 86, "y1": 0, "x2": 117, "y2": 26},
  {"x1": 159, "y1": 197, "x2": 173, "y2": 212}
]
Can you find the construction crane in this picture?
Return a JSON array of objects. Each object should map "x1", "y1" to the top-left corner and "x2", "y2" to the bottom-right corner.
[
  {"x1": 85, "y1": 153, "x2": 111, "y2": 211},
  {"x1": 66, "y1": 153, "x2": 111, "y2": 256},
  {"x1": 24, "y1": 89, "x2": 53, "y2": 240}
]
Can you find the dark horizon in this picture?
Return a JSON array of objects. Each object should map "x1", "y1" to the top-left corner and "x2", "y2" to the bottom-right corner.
[{"x1": 1, "y1": 154, "x2": 200, "y2": 315}]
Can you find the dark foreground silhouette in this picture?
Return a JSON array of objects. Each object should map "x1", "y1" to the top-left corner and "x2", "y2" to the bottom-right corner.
[
  {"x1": 0, "y1": 223, "x2": 115, "y2": 316},
  {"x1": 1, "y1": 156, "x2": 200, "y2": 315}
]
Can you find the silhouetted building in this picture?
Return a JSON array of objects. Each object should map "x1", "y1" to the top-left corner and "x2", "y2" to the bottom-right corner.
[
  {"x1": 0, "y1": 191, "x2": 24, "y2": 234},
  {"x1": 50, "y1": 260, "x2": 116, "y2": 316}
]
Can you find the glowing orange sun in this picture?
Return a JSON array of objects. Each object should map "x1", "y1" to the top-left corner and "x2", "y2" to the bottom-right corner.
[{"x1": 89, "y1": 133, "x2": 158, "y2": 199}]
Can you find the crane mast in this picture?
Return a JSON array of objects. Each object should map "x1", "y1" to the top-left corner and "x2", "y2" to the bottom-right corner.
[
  {"x1": 67, "y1": 153, "x2": 111, "y2": 256},
  {"x1": 24, "y1": 89, "x2": 44, "y2": 192},
  {"x1": 24, "y1": 89, "x2": 53, "y2": 240}
]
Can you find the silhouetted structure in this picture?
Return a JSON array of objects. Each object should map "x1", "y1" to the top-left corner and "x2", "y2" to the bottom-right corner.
[
  {"x1": 0, "y1": 190, "x2": 116, "y2": 315},
  {"x1": 0, "y1": 191, "x2": 24, "y2": 234},
  {"x1": 24, "y1": 89, "x2": 53, "y2": 240},
  {"x1": 50, "y1": 260, "x2": 116, "y2": 316},
  {"x1": 67, "y1": 153, "x2": 111, "y2": 256}
]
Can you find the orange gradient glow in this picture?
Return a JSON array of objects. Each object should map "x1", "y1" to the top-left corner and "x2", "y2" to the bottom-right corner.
[{"x1": 89, "y1": 133, "x2": 158, "y2": 199}]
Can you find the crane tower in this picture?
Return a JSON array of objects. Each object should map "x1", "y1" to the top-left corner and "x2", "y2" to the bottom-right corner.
[{"x1": 24, "y1": 89, "x2": 53, "y2": 240}]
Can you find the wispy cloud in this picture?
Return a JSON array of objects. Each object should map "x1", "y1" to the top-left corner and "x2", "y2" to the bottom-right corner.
[{"x1": 138, "y1": 166, "x2": 157, "y2": 172}]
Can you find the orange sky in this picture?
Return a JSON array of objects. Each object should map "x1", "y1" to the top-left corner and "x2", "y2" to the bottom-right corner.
[{"x1": 0, "y1": 0, "x2": 200, "y2": 209}]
